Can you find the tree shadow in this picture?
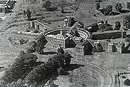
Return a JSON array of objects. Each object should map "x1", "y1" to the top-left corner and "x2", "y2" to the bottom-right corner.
[
  {"x1": 94, "y1": 50, "x2": 105, "y2": 52},
  {"x1": 64, "y1": 64, "x2": 84, "y2": 71},
  {"x1": 29, "y1": 18, "x2": 37, "y2": 21},
  {"x1": 110, "y1": 12, "x2": 120, "y2": 16},
  {"x1": 120, "y1": 10, "x2": 130, "y2": 13},
  {"x1": 0, "y1": 67, "x2": 4, "y2": 69},
  {"x1": 34, "y1": 61, "x2": 45, "y2": 66},
  {"x1": 122, "y1": 43, "x2": 130, "y2": 53},
  {"x1": 124, "y1": 79, "x2": 130, "y2": 86},
  {"x1": 47, "y1": 7, "x2": 58, "y2": 11},
  {"x1": 42, "y1": 52, "x2": 57, "y2": 55},
  {"x1": 37, "y1": 64, "x2": 84, "y2": 86},
  {"x1": 62, "y1": 11, "x2": 71, "y2": 13},
  {"x1": 39, "y1": 71, "x2": 59, "y2": 86},
  {"x1": 6, "y1": 10, "x2": 13, "y2": 13}
]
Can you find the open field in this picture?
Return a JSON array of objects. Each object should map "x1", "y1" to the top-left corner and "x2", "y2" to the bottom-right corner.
[{"x1": 1, "y1": 0, "x2": 130, "y2": 87}]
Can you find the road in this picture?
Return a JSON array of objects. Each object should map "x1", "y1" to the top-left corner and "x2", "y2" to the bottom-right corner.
[
  {"x1": 0, "y1": 12, "x2": 21, "y2": 68},
  {"x1": 74, "y1": 61, "x2": 113, "y2": 87},
  {"x1": 53, "y1": 60, "x2": 113, "y2": 87},
  {"x1": 64, "y1": 50, "x2": 113, "y2": 87},
  {"x1": 0, "y1": 31, "x2": 20, "y2": 67}
]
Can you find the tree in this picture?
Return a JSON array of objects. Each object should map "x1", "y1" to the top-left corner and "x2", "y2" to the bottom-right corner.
[
  {"x1": 2, "y1": 51, "x2": 38, "y2": 83},
  {"x1": 57, "y1": 0, "x2": 67, "y2": 13},
  {"x1": 72, "y1": 2, "x2": 79, "y2": 11},
  {"x1": 64, "y1": 52, "x2": 73, "y2": 65},
  {"x1": 99, "y1": 5, "x2": 112, "y2": 15},
  {"x1": 114, "y1": 21, "x2": 121, "y2": 30},
  {"x1": 98, "y1": 23, "x2": 113, "y2": 31},
  {"x1": 57, "y1": 46, "x2": 64, "y2": 55},
  {"x1": 95, "y1": 0, "x2": 102, "y2": 2},
  {"x1": 95, "y1": 3, "x2": 100, "y2": 10},
  {"x1": 115, "y1": 3, "x2": 122, "y2": 12},
  {"x1": 43, "y1": 0, "x2": 52, "y2": 11},
  {"x1": 26, "y1": 41, "x2": 37, "y2": 53},
  {"x1": 123, "y1": 15, "x2": 130, "y2": 29},
  {"x1": 27, "y1": 9, "x2": 31, "y2": 20},
  {"x1": 105, "y1": 5, "x2": 112, "y2": 15},
  {"x1": 35, "y1": 34, "x2": 48, "y2": 54}
]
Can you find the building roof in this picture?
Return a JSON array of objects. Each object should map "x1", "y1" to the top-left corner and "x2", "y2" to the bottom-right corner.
[
  {"x1": 76, "y1": 39, "x2": 90, "y2": 46},
  {"x1": 74, "y1": 36, "x2": 83, "y2": 41},
  {"x1": 46, "y1": 35, "x2": 55, "y2": 38},
  {"x1": 55, "y1": 33, "x2": 65, "y2": 40},
  {"x1": 46, "y1": 31, "x2": 68, "y2": 40}
]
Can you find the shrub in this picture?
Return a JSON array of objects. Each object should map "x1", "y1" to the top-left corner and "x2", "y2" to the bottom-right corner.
[
  {"x1": 43, "y1": 0, "x2": 52, "y2": 11},
  {"x1": 100, "y1": 5, "x2": 112, "y2": 15},
  {"x1": 72, "y1": 3, "x2": 79, "y2": 11},
  {"x1": 56, "y1": 0, "x2": 68, "y2": 13},
  {"x1": 64, "y1": 52, "x2": 73, "y2": 65},
  {"x1": 25, "y1": 41, "x2": 37, "y2": 53},
  {"x1": 114, "y1": 21, "x2": 121, "y2": 30},
  {"x1": 104, "y1": 26, "x2": 113, "y2": 31},
  {"x1": 115, "y1": 3, "x2": 122, "y2": 12},
  {"x1": 123, "y1": 15, "x2": 130, "y2": 29},
  {"x1": 57, "y1": 47, "x2": 64, "y2": 54},
  {"x1": 27, "y1": 9, "x2": 31, "y2": 21},
  {"x1": 95, "y1": 3, "x2": 100, "y2": 10},
  {"x1": 105, "y1": 5, "x2": 112, "y2": 15},
  {"x1": 98, "y1": 24, "x2": 113, "y2": 31}
]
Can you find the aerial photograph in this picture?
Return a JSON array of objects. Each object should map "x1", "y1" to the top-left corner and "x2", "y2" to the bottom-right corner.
[{"x1": 1, "y1": 0, "x2": 130, "y2": 87}]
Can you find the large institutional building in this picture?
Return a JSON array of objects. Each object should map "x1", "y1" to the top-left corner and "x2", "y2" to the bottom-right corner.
[{"x1": 46, "y1": 31, "x2": 75, "y2": 48}]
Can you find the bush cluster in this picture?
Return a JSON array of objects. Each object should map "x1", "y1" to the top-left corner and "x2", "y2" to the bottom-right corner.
[
  {"x1": 115, "y1": 3, "x2": 122, "y2": 12},
  {"x1": 114, "y1": 21, "x2": 121, "y2": 30},
  {"x1": 95, "y1": 3, "x2": 100, "y2": 10},
  {"x1": 100, "y1": 5, "x2": 112, "y2": 15},
  {"x1": 123, "y1": 15, "x2": 130, "y2": 29},
  {"x1": 2, "y1": 58, "x2": 25, "y2": 83}
]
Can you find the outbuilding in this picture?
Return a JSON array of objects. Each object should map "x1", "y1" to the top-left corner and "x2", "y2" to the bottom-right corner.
[{"x1": 75, "y1": 40, "x2": 93, "y2": 55}]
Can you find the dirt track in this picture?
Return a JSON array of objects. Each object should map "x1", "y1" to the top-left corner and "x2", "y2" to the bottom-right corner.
[{"x1": 0, "y1": 0, "x2": 22, "y2": 67}]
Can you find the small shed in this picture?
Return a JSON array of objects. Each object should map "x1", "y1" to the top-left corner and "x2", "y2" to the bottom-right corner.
[
  {"x1": 108, "y1": 43, "x2": 117, "y2": 52},
  {"x1": 93, "y1": 41, "x2": 103, "y2": 52}
]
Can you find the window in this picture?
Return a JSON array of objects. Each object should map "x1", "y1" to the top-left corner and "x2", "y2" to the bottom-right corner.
[{"x1": 76, "y1": 47, "x2": 82, "y2": 53}]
